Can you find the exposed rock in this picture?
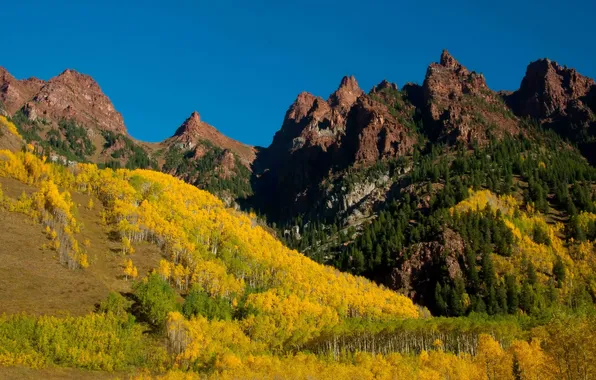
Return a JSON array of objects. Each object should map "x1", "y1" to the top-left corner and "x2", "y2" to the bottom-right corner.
[
  {"x1": 255, "y1": 75, "x2": 417, "y2": 222},
  {"x1": 423, "y1": 50, "x2": 519, "y2": 144},
  {"x1": 371, "y1": 80, "x2": 398, "y2": 93},
  {"x1": 345, "y1": 94, "x2": 417, "y2": 165},
  {"x1": 507, "y1": 58, "x2": 596, "y2": 162},
  {"x1": 328, "y1": 75, "x2": 364, "y2": 113},
  {"x1": 22, "y1": 103, "x2": 38, "y2": 121},
  {"x1": 508, "y1": 59, "x2": 595, "y2": 120},
  {"x1": 29, "y1": 69, "x2": 126, "y2": 134},
  {"x1": 391, "y1": 229, "x2": 465, "y2": 302},
  {"x1": 0, "y1": 67, "x2": 44, "y2": 115},
  {"x1": 165, "y1": 111, "x2": 256, "y2": 167}
]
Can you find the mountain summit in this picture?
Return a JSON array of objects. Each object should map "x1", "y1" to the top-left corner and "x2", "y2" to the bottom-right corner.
[{"x1": 167, "y1": 111, "x2": 256, "y2": 167}]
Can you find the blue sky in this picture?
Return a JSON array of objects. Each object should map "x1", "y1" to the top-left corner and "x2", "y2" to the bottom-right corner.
[{"x1": 2, "y1": 1, "x2": 595, "y2": 146}]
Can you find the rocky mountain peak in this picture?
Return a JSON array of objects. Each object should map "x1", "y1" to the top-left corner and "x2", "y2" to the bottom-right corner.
[
  {"x1": 24, "y1": 68, "x2": 127, "y2": 133},
  {"x1": 509, "y1": 58, "x2": 595, "y2": 119},
  {"x1": 174, "y1": 111, "x2": 204, "y2": 136},
  {"x1": 328, "y1": 75, "x2": 364, "y2": 110},
  {"x1": 168, "y1": 111, "x2": 256, "y2": 167},
  {"x1": 423, "y1": 50, "x2": 517, "y2": 143},
  {"x1": 0, "y1": 67, "x2": 45, "y2": 115},
  {"x1": 53, "y1": 68, "x2": 102, "y2": 90},
  {"x1": 339, "y1": 75, "x2": 360, "y2": 90},
  {"x1": 371, "y1": 80, "x2": 398, "y2": 93},
  {"x1": 190, "y1": 110, "x2": 201, "y2": 122},
  {"x1": 286, "y1": 92, "x2": 319, "y2": 123},
  {"x1": 439, "y1": 49, "x2": 467, "y2": 73}
]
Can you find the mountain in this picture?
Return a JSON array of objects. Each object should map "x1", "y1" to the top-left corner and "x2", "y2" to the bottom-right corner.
[
  {"x1": 252, "y1": 50, "x2": 528, "y2": 225},
  {"x1": 165, "y1": 111, "x2": 256, "y2": 166},
  {"x1": 252, "y1": 75, "x2": 419, "y2": 223},
  {"x1": 246, "y1": 51, "x2": 596, "y2": 320},
  {"x1": 422, "y1": 50, "x2": 520, "y2": 143},
  {"x1": 0, "y1": 66, "x2": 145, "y2": 166},
  {"x1": 0, "y1": 66, "x2": 255, "y2": 201},
  {"x1": 158, "y1": 111, "x2": 256, "y2": 202},
  {"x1": 1, "y1": 51, "x2": 596, "y2": 379},
  {"x1": 506, "y1": 58, "x2": 596, "y2": 161},
  {"x1": 0, "y1": 67, "x2": 44, "y2": 115}
]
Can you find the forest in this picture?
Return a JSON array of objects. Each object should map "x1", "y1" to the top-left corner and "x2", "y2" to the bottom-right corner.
[
  {"x1": 0, "y1": 128, "x2": 594, "y2": 378},
  {"x1": 280, "y1": 128, "x2": 596, "y2": 321}
]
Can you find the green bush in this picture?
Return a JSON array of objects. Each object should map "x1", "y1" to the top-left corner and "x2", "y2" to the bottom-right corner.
[
  {"x1": 182, "y1": 285, "x2": 233, "y2": 321},
  {"x1": 133, "y1": 274, "x2": 178, "y2": 328}
]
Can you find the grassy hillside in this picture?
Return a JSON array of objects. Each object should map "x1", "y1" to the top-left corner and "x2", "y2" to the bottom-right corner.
[{"x1": 0, "y1": 148, "x2": 595, "y2": 379}]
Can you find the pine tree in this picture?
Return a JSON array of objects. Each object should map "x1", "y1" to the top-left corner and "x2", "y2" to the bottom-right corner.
[
  {"x1": 512, "y1": 353, "x2": 523, "y2": 380},
  {"x1": 434, "y1": 283, "x2": 447, "y2": 316},
  {"x1": 506, "y1": 275, "x2": 519, "y2": 314},
  {"x1": 553, "y1": 257, "x2": 566, "y2": 288}
]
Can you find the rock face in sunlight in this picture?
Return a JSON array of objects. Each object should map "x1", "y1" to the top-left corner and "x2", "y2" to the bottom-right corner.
[
  {"x1": 508, "y1": 58, "x2": 595, "y2": 120},
  {"x1": 506, "y1": 58, "x2": 596, "y2": 161},
  {"x1": 165, "y1": 111, "x2": 256, "y2": 168},
  {"x1": 1, "y1": 67, "x2": 126, "y2": 133},
  {"x1": 422, "y1": 50, "x2": 519, "y2": 143},
  {"x1": 254, "y1": 75, "x2": 418, "y2": 222}
]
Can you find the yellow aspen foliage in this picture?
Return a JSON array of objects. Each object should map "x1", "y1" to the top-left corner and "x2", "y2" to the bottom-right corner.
[
  {"x1": 476, "y1": 334, "x2": 511, "y2": 380},
  {"x1": 0, "y1": 115, "x2": 22, "y2": 138},
  {"x1": 122, "y1": 236, "x2": 135, "y2": 255},
  {"x1": 78, "y1": 253, "x2": 89, "y2": 269},
  {"x1": 0, "y1": 149, "x2": 424, "y2": 359},
  {"x1": 508, "y1": 340, "x2": 551, "y2": 380},
  {"x1": 158, "y1": 259, "x2": 171, "y2": 282},
  {"x1": 123, "y1": 258, "x2": 138, "y2": 280},
  {"x1": 86, "y1": 198, "x2": 94, "y2": 210}
]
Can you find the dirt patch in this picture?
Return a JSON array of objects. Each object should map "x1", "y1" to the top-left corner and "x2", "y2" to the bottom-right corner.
[
  {"x1": 0, "y1": 178, "x2": 164, "y2": 316},
  {"x1": 0, "y1": 208, "x2": 109, "y2": 316}
]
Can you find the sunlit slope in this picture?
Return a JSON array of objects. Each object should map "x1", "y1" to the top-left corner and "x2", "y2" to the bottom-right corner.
[
  {"x1": 0, "y1": 149, "x2": 418, "y2": 345},
  {"x1": 452, "y1": 189, "x2": 596, "y2": 305}
]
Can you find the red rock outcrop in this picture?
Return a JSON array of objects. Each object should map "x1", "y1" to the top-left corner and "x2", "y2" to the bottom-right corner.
[
  {"x1": 391, "y1": 229, "x2": 465, "y2": 301},
  {"x1": 269, "y1": 76, "x2": 365, "y2": 157},
  {"x1": 256, "y1": 76, "x2": 419, "y2": 221},
  {"x1": 506, "y1": 58, "x2": 596, "y2": 162},
  {"x1": 165, "y1": 111, "x2": 256, "y2": 167},
  {"x1": 508, "y1": 59, "x2": 595, "y2": 120},
  {"x1": 423, "y1": 50, "x2": 519, "y2": 143},
  {"x1": 1, "y1": 67, "x2": 127, "y2": 135},
  {"x1": 345, "y1": 94, "x2": 417, "y2": 165},
  {"x1": 0, "y1": 67, "x2": 44, "y2": 115},
  {"x1": 27, "y1": 69, "x2": 126, "y2": 133}
]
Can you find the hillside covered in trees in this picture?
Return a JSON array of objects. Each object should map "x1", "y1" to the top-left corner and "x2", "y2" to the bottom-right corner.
[{"x1": 1, "y1": 120, "x2": 596, "y2": 378}]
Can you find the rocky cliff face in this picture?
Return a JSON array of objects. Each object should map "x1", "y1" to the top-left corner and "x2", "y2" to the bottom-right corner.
[
  {"x1": 255, "y1": 75, "x2": 419, "y2": 222},
  {"x1": 507, "y1": 58, "x2": 596, "y2": 161},
  {"x1": 422, "y1": 50, "x2": 519, "y2": 144},
  {"x1": 0, "y1": 67, "x2": 44, "y2": 115},
  {"x1": 26, "y1": 69, "x2": 127, "y2": 134},
  {"x1": 391, "y1": 229, "x2": 465, "y2": 303},
  {"x1": 1, "y1": 67, "x2": 126, "y2": 134},
  {"x1": 508, "y1": 59, "x2": 595, "y2": 120}
]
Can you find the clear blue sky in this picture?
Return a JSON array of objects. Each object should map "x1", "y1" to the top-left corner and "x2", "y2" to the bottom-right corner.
[{"x1": 2, "y1": 1, "x2": 595, "y2": 147}]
